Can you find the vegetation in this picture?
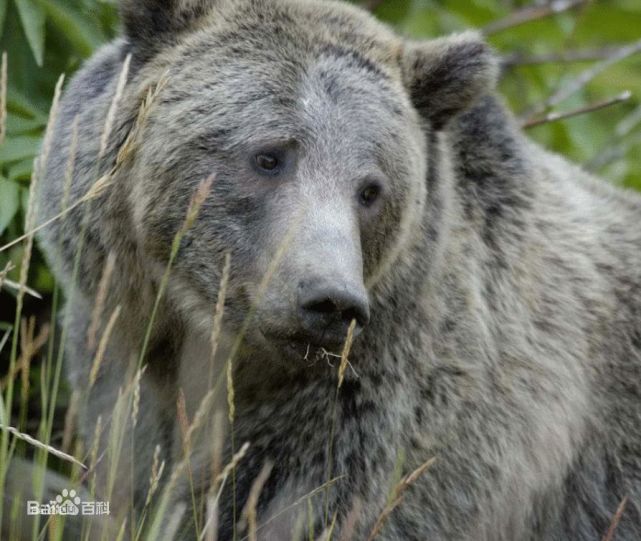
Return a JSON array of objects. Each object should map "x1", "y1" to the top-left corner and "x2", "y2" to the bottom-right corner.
[{"x1": 0, "y1": 0, "x2": 640, "y2": 539}]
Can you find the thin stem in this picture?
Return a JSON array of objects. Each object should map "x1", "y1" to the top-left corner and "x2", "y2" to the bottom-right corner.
[
  {"x1": 524, "y1": 38, "x2": 641, "y2": 120},
  {"x1": 483, "y1": 0, "x2": 587, "y2": 35},
  {"x1": 522, "y1": 91, "x2": 632, "y2": 129},
  {"x1": 504, "y1": 46, "x2": 624, "y2": 67}
]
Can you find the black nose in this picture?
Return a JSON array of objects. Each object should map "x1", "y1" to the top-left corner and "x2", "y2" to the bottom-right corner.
[{"x1": 298, "y1": 281, "x2": 370, "y2": 346}]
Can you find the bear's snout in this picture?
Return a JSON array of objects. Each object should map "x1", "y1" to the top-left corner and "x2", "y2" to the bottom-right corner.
[{"x1": 296, "y1": 278, "x2": 370, "y2": 347}]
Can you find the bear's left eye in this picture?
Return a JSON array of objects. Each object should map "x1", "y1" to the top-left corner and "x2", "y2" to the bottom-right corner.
[
  {"x1": 359, "y1": 183, "x2": 382, "y2": 207},
  {"x1": 254, "y1": 153, "x2": 282, "y2": 175}
]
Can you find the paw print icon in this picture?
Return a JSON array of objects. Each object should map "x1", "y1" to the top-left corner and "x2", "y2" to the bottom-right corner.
[{"x1": 56, "y1": 489, "x2": 81, "y2": 516}]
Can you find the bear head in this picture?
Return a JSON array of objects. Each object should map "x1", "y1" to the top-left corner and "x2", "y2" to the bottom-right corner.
[{"x1": 115, "y1": 0, "x2": 498, "y2": 363}]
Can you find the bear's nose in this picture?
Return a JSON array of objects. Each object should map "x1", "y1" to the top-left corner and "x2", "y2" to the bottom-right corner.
[{"x1": 298, "y1": 280, "x2": 370, "y2": 346}]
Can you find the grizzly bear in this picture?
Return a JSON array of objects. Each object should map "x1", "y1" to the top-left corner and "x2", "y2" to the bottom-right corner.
[{"x1": 34, "y1": 0, "x2": 641, "y2": 539}]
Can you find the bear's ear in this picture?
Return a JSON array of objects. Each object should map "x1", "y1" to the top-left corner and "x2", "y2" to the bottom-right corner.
[
  {"x1": 401, "y1": 32, "x2": 499, "y2": 130},
  {"x1": 120, "y1": 0, "x2": 215, "y2": 55}
]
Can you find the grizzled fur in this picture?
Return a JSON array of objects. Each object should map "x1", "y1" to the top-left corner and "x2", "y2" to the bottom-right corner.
[{"x1": 35, "y1": 0, "x2": 641, "y2": 539}]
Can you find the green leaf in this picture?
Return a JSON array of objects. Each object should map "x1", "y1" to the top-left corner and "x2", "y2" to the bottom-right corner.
[
  {"x1": 33, "y1": 260, "x2": 54, "y2": 291},
  {"x1": 41, "y1": 0, "x2": 105, "y2": 56},
  {"x1": 21, "y1": 180, "x2": 29, "y2": 210},
  {"x1": 446, "y1": 0, "x2": 503, "y2": 27},
  {"x1": 373, "y1": 0, "x2": 412, "y2": 24},
  {"x1": 8, "y1": 158, "x2": 34, "y2": 181},
  {"x1": 6, "y1": 113, "x2": 46, "y2": 135},
  {"x1": 14, "y1": 0, "x2": 46, "y2": 66},
  {"x1": 7, "y1": 88, "x2": 48, "y2": 120},
  {"x1": 574, "y1": 6, "x2": 641, "y2": 43},
  {"x1": 0, "y1": 176, "x2": 20, "y2": 235},
  {"x1": 0, "y1": 135, "x2": 40, "y2": 164},
  {"x1": 0, "y1": 0, "x2": 8, "y2": 35}
]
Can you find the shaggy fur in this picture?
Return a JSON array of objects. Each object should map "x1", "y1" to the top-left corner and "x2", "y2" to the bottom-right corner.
[{"x1": 35, "y1": 0, "x2": 641, "y2": 539}]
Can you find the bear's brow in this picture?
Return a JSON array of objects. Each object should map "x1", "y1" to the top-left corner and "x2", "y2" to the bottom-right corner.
[{"x1": 317, "y1": 43, "x2": 389, "y2": 80}]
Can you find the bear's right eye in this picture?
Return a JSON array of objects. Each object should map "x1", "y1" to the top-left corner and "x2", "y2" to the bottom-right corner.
[{"x1": 254, "y1": 153, "x2": 282, "y2": 175}]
